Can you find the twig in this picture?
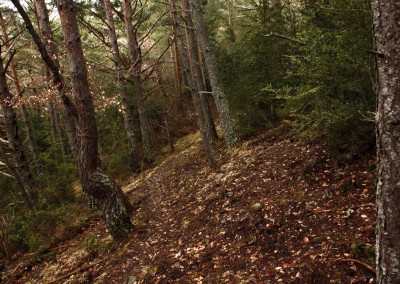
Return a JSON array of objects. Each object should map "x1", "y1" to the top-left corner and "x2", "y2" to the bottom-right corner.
[
  {"x1": 46, "y1": 258, "x2": 107, "y2": 284},
  {"x1": 336, "y1": 258, "x2": 376, "y2": 274}
]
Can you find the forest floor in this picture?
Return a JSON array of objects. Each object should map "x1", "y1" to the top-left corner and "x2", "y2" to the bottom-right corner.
[{"x1": 2, "y1": 125, "x2": 376, "y2": 283}]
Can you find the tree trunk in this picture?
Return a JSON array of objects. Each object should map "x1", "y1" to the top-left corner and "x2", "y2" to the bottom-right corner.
[
  {"x1": 190, "y1": 0, "x2": 239, "y2": 148},
  {"x1": 372, "y1": 0, "x2": 400, "y2": 282},
  {"x1": 35, "y1": 0, "x2": 65, "y2": 157},
  {"x1": 103, "y1": 0, "x2": 141, "y2": 172},
  {"x1": 0, "y1": 144, "x2": 34, "y2": 211},
  {"x1": 156, "y1": 66, "x2": 175, "y2": 152},
  {"x1": 0, "y1": 10, "x2": 41, "y2": 173},
  {"x1": 56, "y1": 0, "x2": 133, "y2": 240},
  {"x1": 167, "y1": 0, "x2": 215, "y2": 166},
  {"x1": 181, "y1": 0, "x2": 218, "y2": 143},
  {"x1": 0, "y1": 51, "x2": 37, "y2": 206},
  {"x1": 33, "y1": 0, "x2": 80, "y2": 160},
  {"x1": 123, "y1": 0, "x2": 154, "y2": 164}
]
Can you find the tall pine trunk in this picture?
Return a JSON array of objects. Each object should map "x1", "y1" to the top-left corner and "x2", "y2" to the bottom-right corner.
[
  {"x1": 34, "y1": 0, "x2": 79, "y2": 160},
  {"x1": 123, "y1": 0, "x2": 154, "y2": 164},
  {"x1": 103, "y1": 0, "x2": 140, "y2": 172},
  {"x1": 167, "y1": 0, "x2": 215, "y2": 166},
  {"x1": 0, "y1": 50, "x2": 37, "y2": 207},
  {"x1": 0, "y1": 10, "x2": 41, "y2": 172},
  {"x1": 181, "y1": 0, "x2": 218, "y2": 143},
  {"x1": 56, "y1": 0, "x2": 133, "y2": 239},
  {"x1": 190, "y1": 0, "x2": 239, "y2": 148},
  {"x1": 372, "y1": 0, "x2": 400, "y2": 282}
]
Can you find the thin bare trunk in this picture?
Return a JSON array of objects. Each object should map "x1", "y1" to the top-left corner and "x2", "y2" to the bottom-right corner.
[
  {"x1": 103, "y1": 0, "x2": 140, "y2": 172},
  {"x1": 181, "y1": 0, "x2": 218, "y2": 143},
  {"x1": 167, "y1": 0, "x2": 215, "y2": 166},
  {"x1": 0, "y1": 144, "x2": 34, "y2": 211},
  {"x1": 32, "y1": 0, "x2": 80, "y2": 159},
  {"x1": 123, "y1": 0, "x2": 154, "y2": 164},
  {"x1": 0, "y1": 51, "x2": 37, "y2": 206},
  {"x1": 0, "y1": 10, "x2": 41, "y2": 172},
  {"x1": 156, "y1": 66, "x2": 174, "y2": 152},
  {"x1": 190, "y1": 0, "x2": 239, "y2": 148}
]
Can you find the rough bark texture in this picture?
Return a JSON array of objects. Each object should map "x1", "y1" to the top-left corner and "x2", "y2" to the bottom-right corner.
[
  {"x1": 168, "y1": 0, "x2": 193, "y2": 91},
  {"x1": 15, "y1": 0, "x2": 80, "y2": 160},
  {"x1": 103, "y1": 0, "x2": 141, "y2": 172},
  {"x1": 0, "y1": 144, "x2": 33, "y2": 211},
  {"x1": 181, "y1": 0, "x2": 218, "y2": 143},
  {"x1": 165, "y1": 0, "x2": 215, "y2": 165},
  {"x1": 372, "y1": 0, "x2": 400, "y2": 282},
  {"x1": 123, "y1": 0, "x2": 154, "y2": 164},
  {"x1": 34, "y1": 0, "x2": 65, "y2": 156},
  {"x1": 0, "y1": 10, "x2": 41, "y2": 172},
  {"x1": 0, "y1": 51, "x2": 37, "y2": 206},
  {"x1": 57, "y1": 0, "x2": 133, "y2": 240},
  {"x1": 190, "y1": 0, "x2": 239, "y2": 148}
]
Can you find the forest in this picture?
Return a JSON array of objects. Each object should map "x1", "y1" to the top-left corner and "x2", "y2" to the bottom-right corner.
[{"x1": 0, "y1": 0, "x2": 398, "y2": 283}]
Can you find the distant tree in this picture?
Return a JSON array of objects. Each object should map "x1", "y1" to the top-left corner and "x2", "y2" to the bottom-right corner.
[
  {"x1": 167, "y1": 0, "x2": 216, "y2": 166},
  {"x1": 123, "y1": 0, "x2": 155, "y2": 164},
  {"x1": 0, "y1": 44, "x2": 36, "y2": 208},
  {"x1": 372, "y1": 0, "x2": 400, "y2": 282},
  {"x1": 181, "y1": 0, "x2": 218, "y2": 144},
  {"x1": 190, "y1": 0, "x2": 238, "y2": 148},
  {"x1": 0, "y1": 10, "x2": 41, "y2": 173},
  {"x1": 34, "y1": 0, "x2": 65, "y2": 157},
  {"x1": 103, "y1": 0, "x2": 140, "y2": 172}
]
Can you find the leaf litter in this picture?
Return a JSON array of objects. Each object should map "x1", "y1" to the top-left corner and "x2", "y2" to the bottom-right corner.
[{"x1": 3, "y1": 126, "x2": 376, "y2": 283}]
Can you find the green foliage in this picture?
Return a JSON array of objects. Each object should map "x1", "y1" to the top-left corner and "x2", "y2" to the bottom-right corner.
[
  {"x1": 217, "y1": 3, "x2": 292, "y2": 134},
  {"x1": 215, "y1": 0, "x2": 375, "y2": 156},
  {"x1": 277, "y1": 0, "x2": 375, "y2": 157},
  {"x1": 8, "y1": 203, "x2": 89, "y2": 253}
]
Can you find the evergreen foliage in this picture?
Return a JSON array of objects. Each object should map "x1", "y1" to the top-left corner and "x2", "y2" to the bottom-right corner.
[{"x1": 216, "y1": 0, "x2": 375, "y2": 156}]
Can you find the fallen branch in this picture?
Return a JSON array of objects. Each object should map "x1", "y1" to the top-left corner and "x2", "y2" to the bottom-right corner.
[{"x1": 336, "y1": 258, "x2": 376, "y2": 274}]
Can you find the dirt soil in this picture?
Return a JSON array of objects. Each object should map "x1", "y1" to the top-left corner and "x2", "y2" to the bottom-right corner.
[{"x1": 2, "y1": 126, "x2": 376, "y2": 283}]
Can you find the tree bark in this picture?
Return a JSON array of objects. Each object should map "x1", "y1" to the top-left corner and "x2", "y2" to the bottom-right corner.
[
  {"x1": 0, "y1": 144, "x2": 33, "y2": 211},
  {"x1": 34, "y1": 0, "x2": 65, "y2": 157},
  {"x1": 56, "y1": 0, "x2": 133, "y2": 239},
  {"x1": 167, "y1": 0, "x2": 215, "y2": 166},
  {"x1": 372, "y1": 0, "x2": 400, "y2": 282},
  {"x1": 103, "y1": 0, "x2": 141, "y2": 172},
  {"x1": 0, "y1": 10, "x2": 41, "y2": 173},
  {"x1": 123, "y1": 0, "x2": 154, "y2": 164},
  {"x1": 181, "y1": 0, "x2": 218, "y2": 143},
  {"x1": 0, "y1": 49, "x2": 37, "y2": 206},
  {"x1": 190, "y1": 0, "x2": 239, "y2": 148}
]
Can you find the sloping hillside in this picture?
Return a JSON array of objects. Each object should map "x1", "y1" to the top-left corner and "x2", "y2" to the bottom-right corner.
[{"x1": 3, "y1": 126, "x2": 376, "y2": 283}]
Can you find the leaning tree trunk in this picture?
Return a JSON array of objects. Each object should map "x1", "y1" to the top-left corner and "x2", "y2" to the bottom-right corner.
[
  {"x1": 103, "y1": 0, "x2": 140, "y2": 172},
  {"x1": 372, "y1": 0, "x2": 400, "y2": 283},
  {"x1": 34, "y1": 0, "x2": 65, "y2": 156},
  {"x1": 190, "y1": 0, "x2": 238, "y2": 148},
  {"x1": 167, "y1": 0, "x2": 215, "y2": 166},
  {"x1": 0, "y1": 10, "x2": 41, "y2": 172},
  {"x1": 123, "y1": 0, "x2": 154, "y2": 164},
  {"x1": 33, "y1": 0, "x2": 80, "y2": 160},
  {"x1": 56, "y1": 0, "x2": 133, "y2": 239},
  {"x1": 0, "y1": 144, "x2": 34, "y2": 211},
  {"x1": 0, "y1": 51, "x2": 37, "y2": 206},
  {"x1": 181, "y1": 0, "x2": 218, "y2": 143}
]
